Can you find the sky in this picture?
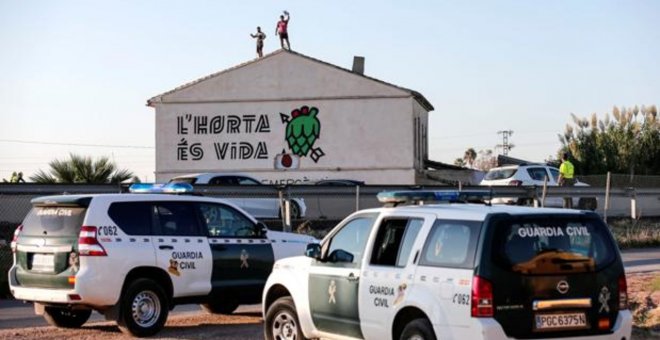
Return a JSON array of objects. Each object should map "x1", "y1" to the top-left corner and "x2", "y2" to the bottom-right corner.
[{"x1": 1, "y1": 1, "x2": 659, "y2": 181}]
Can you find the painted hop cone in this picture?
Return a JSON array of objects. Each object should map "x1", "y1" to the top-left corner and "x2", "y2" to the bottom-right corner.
[{"x1": 286, "y1": 106, "x2": 320, "y2": 156}]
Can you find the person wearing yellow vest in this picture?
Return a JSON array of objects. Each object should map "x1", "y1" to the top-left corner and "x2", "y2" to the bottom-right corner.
[{"x1": 558, "y1": 152, "x2": 576, "y2": 208}]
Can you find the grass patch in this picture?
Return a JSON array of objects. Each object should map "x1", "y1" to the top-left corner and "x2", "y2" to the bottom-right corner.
[
  {"x1": 650, "y1": 276, "x2": 660, "y2": 293},
  {"x1": 608, "y1": 218, "x2": 660, "y2": 249}
]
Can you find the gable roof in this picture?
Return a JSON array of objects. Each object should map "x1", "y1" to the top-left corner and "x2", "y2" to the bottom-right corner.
[{"x1": 147, "y1": 49, "x2": 433, "y2": 111}]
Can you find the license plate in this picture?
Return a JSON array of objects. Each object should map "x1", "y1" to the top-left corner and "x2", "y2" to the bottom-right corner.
[
  {"x1": 31, "y1": 253, "x2": 55, "y2": 272},
  {"x1": 535, "y1": 313, "x2": 588, "y2": 331}
]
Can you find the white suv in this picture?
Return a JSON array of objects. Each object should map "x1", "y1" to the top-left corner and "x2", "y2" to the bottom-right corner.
[
  {"x1": 262, "y1": 191, "x2": 631, "y2": 340},
  {"x1": 9, "y1": 184, "x2": 315, "y2": 337},
  {"x1": 480, "y1": 164, "x2": 597, "y2": 210}
]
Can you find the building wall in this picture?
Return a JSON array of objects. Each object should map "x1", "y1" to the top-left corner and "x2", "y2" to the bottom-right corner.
[{"x1": 154, "y1": 97, "x2": 416, "y2": 184}]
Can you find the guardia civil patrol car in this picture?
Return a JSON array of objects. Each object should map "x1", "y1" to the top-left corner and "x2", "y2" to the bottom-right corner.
[
  {"x1": 8, "y1": 183, "x2": 315, "y2": 337},
  {"x1": 262, "y1": 190, "x2": 632, "y2": 340}
]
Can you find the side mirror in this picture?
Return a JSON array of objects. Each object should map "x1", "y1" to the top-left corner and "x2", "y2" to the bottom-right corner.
[
  {"x1": 328, "y1": 249, "x2": 354, "y2": 263},
  {"x1": 256, "y1": 222, "x2": 268, "y2": 237},
  {"x1": 305, "y1": 243, "x2": 322, "y2": 260}
]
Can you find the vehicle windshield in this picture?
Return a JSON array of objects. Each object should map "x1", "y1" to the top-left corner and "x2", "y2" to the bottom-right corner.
[
  {"x1": 484, "y1": 168, "x2": 517, "y2": 180},
  {"x1": 22, "y1": 206, "x2": 87, "y2": 237},
  {"x1": 492, "y1": 217, "x2": 616, "y2": 275}
]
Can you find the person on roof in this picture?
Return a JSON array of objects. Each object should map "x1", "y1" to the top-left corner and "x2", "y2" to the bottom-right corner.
[
  {"x1": 250, "y1": 26, "x2": 266, "y2": 58},
  {"x1": 275, "y1": 11, "x2": 290, "y2": 50}
]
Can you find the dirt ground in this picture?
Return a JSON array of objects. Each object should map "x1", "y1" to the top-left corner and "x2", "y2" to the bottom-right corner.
[{"x1": 1, "y1": 273, "x2": 658, "y2": 340}]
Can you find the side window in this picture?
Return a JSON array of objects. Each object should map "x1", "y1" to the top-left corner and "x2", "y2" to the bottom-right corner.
[
  {"x1": 108, "y1": 202, "x2": 153, "y2": 235},
  {"x1": 527, "y1": 167, "x2": 549, "y2": 181},
  {"x1": 325, "y1": 215, "x2": 376, "y2": 266},
  {"x1": 236, "y1": 177, "x2": 261, "y2": 185},
  {"x1": 549, "y1": 168, "x2": 560, "y2": 182},
  {"x1": 198, "y1": 203, "x2": 257, "y2": 237},
  {"x1": 210, "y1": 176, "x2": 236, "y2": 185},
  {"x1": 154, "y1": 202, "x2": 200, "y2": 236},
  {"x1": 420, "y1": 219, "x2": 481, "y2": 268},
  {"x1": 370, "y1": 218, "x2": 423, "y2": 267}
]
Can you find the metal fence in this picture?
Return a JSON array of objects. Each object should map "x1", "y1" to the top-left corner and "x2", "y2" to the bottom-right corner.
[{"x1": 1, "y1": 182, "x2": 660, "y2": 297}]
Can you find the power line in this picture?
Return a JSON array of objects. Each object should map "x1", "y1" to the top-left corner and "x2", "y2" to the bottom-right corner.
[
  {"x1": 496, "y1": 130, "x2": 514, "y2": 156},
  {"x1": 0, "y1": 139, "x2": 154, "y2": 149}
]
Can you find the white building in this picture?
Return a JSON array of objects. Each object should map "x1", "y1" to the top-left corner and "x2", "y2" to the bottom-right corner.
[{"x1": 148, "y1": 50, "x2": 434, "y2": 184}]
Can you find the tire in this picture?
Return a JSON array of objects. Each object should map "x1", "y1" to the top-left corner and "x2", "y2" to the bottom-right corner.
[
  {"x1": 279, "y1": 201, "x2": 301, "y2": 219},
  {"x1": 200, "y1": 298, "x2": 239, "y2": 315},
  {"x1": 264, "y1": 296, "x2": 306, "y2": 340},
  {"x1": 578, "y1": 197, "x2": 597, "y2": 211},
  {"x1": 43, "y1": 307, "x2": 91, "y2": 328},
  {"x1": 400, "y1": 318, "x2": 436, "y2": 340},
  {"x1": 117, "y1": 278, "x2": 169, "y2": 337}
]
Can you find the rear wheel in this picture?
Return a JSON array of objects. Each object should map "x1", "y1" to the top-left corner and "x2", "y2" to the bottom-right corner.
[
  {"x1": 400, "y1": 318, "x2": 436, "y2": 340},
  {"x1": 279, "y1": 201, "x2": 301, "y2": 219},
  {"x1": 578, "y1": 197, "x2": 597, "y2": 211},
  {"x1": 200, "y1": 298, "x2": 239, "y2": 315},
  {"x1": 265, "y1": 296, "x2": 305, "y2": 340},
  {"x1": 117, "y1": 278, "x2": 168, "y2": 337},
  {"x1": 43, "y1": 307, "x2": 91, "y2": 328}
]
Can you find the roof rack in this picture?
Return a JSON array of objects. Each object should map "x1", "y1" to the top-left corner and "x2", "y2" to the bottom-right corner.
[
  {"x1": 377, "y1": 190, "x2": 492, "y2": 207},
  {"x1": 128, "y1": 183, "x2": 194, "y2": 194}
]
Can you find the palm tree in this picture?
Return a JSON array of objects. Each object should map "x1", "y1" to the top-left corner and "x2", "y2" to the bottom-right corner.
[
  {"x1": 463, "y1": 148, "x2": 477, "y2": 168},
  {"x1": 30, "y1": 154, "x2": 135, "y2": 184}
]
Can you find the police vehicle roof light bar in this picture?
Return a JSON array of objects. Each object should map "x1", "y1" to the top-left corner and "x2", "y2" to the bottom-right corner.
[
  {"x1": 128, "y1": 183, "x2": 194, "y2": 194},
  {"x1": 377, "y1": 190, "x2": 492, "y2": 206}
]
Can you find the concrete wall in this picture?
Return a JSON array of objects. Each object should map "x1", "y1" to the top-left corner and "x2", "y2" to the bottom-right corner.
[{"x1": 152, "y1": 51, "x2": 424, "y2": 184}]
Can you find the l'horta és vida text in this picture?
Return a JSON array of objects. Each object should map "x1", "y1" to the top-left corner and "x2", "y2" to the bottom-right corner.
[{"x1": 174, "y1": 114, "x2": 272, "y2": 161}]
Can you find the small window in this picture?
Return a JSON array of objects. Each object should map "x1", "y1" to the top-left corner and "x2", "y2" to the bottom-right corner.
[
  {"x1": 549, "y1": 168, "x2": 560, "y2": 182},
  {"x1": 197, "y1": 203, "x2": 257, "y2": 237},
  {"x1": 370, "y1": 218, "x2": 423, "y2": 267},
  {"x1": 155, "y1": 202, "x2": 200, "y2": 236},
  {"x1": 209, "y1": 177, "x2": 236, "y2": 185},
  {"x1": 108, "y1": 202, "x2": 152, "y2": 235},
  {"x1": 325, "y1": 215, "x2": 377, "y2": 266},
  {"x1": 169, "y1": 177, "x2": 196, "y2": 184},
  {"x1": 527, "y1": 167, "x2": 549, "y2": 181},
  {"x1": 420, "y1": 220, "x2": 481, "y2": 268}
]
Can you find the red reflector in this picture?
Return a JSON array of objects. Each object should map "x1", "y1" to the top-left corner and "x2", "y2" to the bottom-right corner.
[
  {"x1": 508, "y1": 180, "x2": 523, "y2": 186},
  {"x1": 598, "y1": 317, "x2": 610, "y2": 330},
  {"x1": 471, "y1": 276, "x2": 494, "y2": 317},
  {"x1": 618, "y1": 275, "x2": 628, "y2": 310},
  {"x1": 68, "y1": 294, "x2": 82, "y2": 301},
  {"x1": 68, "y1": 276, "x2": 76, "y2": 285}
]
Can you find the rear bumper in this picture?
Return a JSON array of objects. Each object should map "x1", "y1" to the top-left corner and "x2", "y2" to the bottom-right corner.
[{"x1": 446, "y1": 310, "x2": 632, "y2": 340}]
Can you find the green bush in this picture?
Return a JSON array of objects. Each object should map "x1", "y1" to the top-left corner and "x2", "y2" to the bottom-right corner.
[{"x1": 609, "y1": 218, "x2": 660, "y2": 249}]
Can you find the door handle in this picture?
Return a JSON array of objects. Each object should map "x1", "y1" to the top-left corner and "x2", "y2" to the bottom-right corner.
[
  {"x1": 347, "y1": 273, "x2": 359, "y2": 282},
  {"x1": 159, "y1": 245, "x2": 174, "y2": 250}
]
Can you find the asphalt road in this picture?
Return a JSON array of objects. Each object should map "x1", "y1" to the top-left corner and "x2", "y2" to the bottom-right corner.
[{"x1": 1, "y1": 248, "x2": 658, "y2": 331}]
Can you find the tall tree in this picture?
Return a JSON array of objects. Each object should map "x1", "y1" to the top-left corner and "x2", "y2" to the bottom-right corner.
[
  {"x1": 30, "y1": 154, "x2": 136, "y2": 184},
  {"x1": 558, "y1": 105, "x2": 660, "y2": 175},
  {"x1": 463, "y1": 148, "x2": 477, "y2": 168}
]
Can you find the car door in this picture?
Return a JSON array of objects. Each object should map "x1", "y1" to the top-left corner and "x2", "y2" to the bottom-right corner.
[
  {"x1": 198, "y1": 202, "x2": 274, "y2": 303},
  {"x1": 358, "y1": 214, "x2": 431, "y2": 340},
  {"x1": 308, "y1": 213, "x2": 378, "y2": 338},
  {"x1": 152, "y1": 201, "x2": 212, "y2": 297}
]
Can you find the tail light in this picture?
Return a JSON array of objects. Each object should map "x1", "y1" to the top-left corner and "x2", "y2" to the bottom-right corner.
[
  {"x1": 10, "y1": 225, "x2": 23, "y2": 253},
  {"x1": 471, "y1": 276, "x2": 494, "y2": 317},
  {"x1": 618, "y1": 275, "x2": 628, "y2": 310},
  {"x1": 78, "y1": 226, "x2": 107, "y2": 256},
  {"x1": 508, "y1": 180, "x2": 523, "y2": 186}
]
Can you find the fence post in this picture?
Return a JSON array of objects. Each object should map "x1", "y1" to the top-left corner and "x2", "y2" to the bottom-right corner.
[
  {"x1": 604, "y1": 172, "x2": 611, "y2": 223},
  {"x1": 355, "y1": 185, "x2": 360, "y2": 212},
  {"x1": 278, "y1": 188, "x2": 290, "y2": 232},
  {"x1": 541, "y1": 176, "x2": 548, "y2": 208},
  {"x1": 630, "y1": 188, "x2": 637, "y2": 219}
]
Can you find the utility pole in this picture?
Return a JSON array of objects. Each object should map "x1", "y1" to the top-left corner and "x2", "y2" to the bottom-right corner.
[{"x1": 497, "y1": 130, "x2": 514, "y2": 156}]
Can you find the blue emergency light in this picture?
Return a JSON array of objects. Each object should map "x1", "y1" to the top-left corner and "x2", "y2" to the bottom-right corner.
[
  {"x1": 377, "y1": 190, "x2": 491, "y2": 205},
  {"x1": 128, "y1": 183, "x2": 194, "y2": 194}
]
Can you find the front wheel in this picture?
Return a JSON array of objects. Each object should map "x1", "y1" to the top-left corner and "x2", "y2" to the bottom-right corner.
[
  {"x1": 43, "y1": 307, "x2": 91, "y2": 328},
  {"x1": 265, "y1": 296, "x2": 306, "y2": 340},
  {"x1": 400, "y1": 318, "x2": 436, "y2": 340},
  {"x1": 117, "y1": 278, "x2": 169, "y2": 337}
]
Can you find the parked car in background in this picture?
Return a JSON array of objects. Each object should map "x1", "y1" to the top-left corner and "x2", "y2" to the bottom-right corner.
[
  {"x1": 480, "y1": 164, "x2": 597, "y2": 210},
  {"x1": 169, "y1": 173, "x2": 306, "y2": 219}
]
